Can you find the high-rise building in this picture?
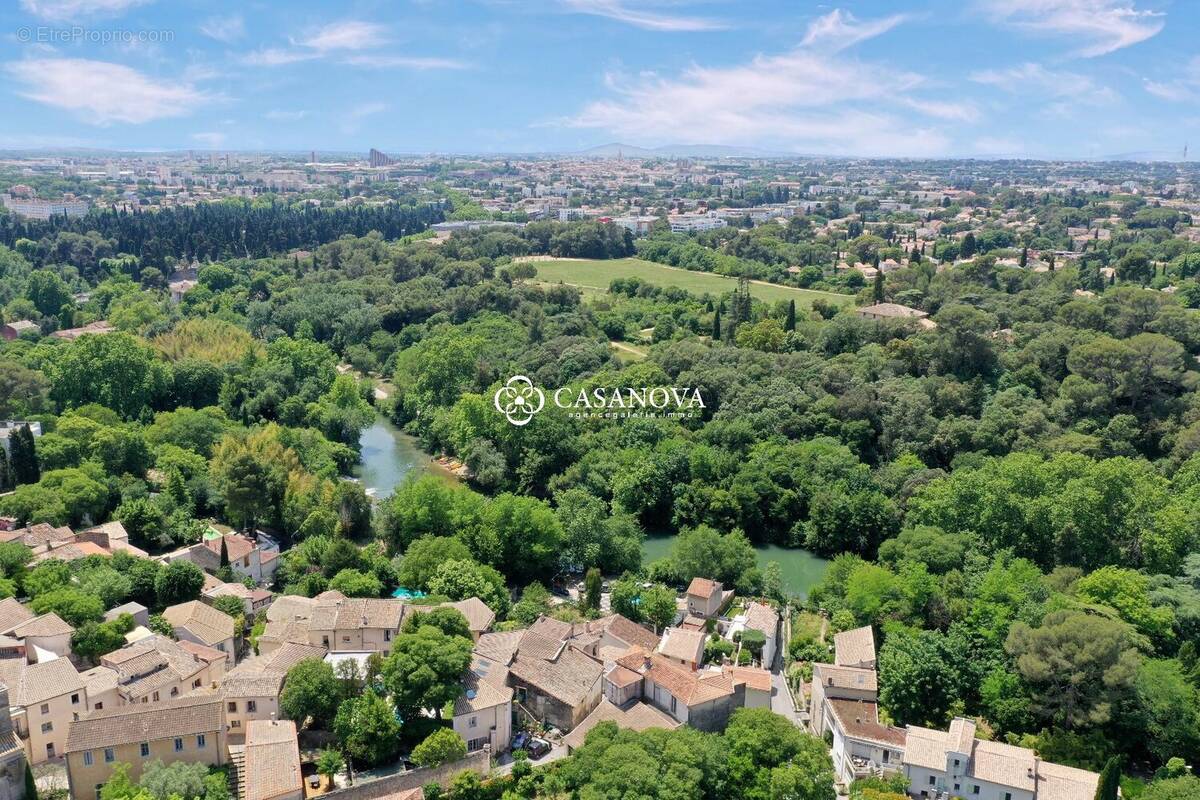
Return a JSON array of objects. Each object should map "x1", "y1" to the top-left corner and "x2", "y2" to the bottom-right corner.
[{"x1": 369, "y1": 148, "x2": 397, "y2": 168}]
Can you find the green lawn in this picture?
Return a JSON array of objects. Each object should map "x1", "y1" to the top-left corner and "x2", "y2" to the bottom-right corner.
[{"x1": 532, "y1": 258, "x2": 854, "y2": 308}]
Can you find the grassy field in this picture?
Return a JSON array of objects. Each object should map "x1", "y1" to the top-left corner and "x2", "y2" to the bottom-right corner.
[{"x1": 532, "y1": 258, "x2": 855, "y2": 308}]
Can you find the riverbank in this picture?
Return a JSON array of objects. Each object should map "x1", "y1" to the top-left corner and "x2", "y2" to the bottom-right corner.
[
  {"x1": 353, "y1": 415, "x2": 459, "y2": 499},
  {"x1": 640, "y1": 535, "x2": 829, "y2": 599}
]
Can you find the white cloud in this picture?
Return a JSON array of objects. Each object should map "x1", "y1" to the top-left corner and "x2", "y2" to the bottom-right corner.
[
  {"x1": 18, "y1": 0, "x2": 150, "y2": 20},
  {"x1": 1143, "y1": 56, "x2": 1200, "y2": 102},
  {"x1": 242, "y1": 47, "x2": 316, "y2": 67},
  {"x1": 341, "y1": 54, "x2": 469, "y2": 70},
  {"x1": 200, "y1": 14, "x2": 245, "y2": 43},
  {"x1": 5, "y1": 58, "x2": 209, "y2": 125},
  {"x1": 191, "y1": 131, "x2": 227, "y2": 148},
  {"x1": 978, "y1": 0, "x2": 1164, "y2": 57},
  {"x1": 559, "y1": 0, "x2": 723, "y2": 32},
  {"x1": 243, "y1": 20, "x2": 458, "y2": 69},
  {"x1": 340, "y1": 102, "x2": 388, "y2": 135},
  {"x1": 294, "y1": 20, "x2": 389, "y2": 52},
  {"x1": 566, "y1": 39, "x2": 967, "y2": 156},
  {"x1": 801, "y1": 9, "x2": 907, "y2": 52},
  {"x1": 970, "y1": 62, "x2": 1118, "y2": 105},
  {"x1": 265, "y1": 109, "x2": 309, "y2": 121}
]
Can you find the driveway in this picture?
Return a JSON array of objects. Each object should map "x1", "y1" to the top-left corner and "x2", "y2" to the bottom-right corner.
[{"x1": 770, "y1": 668, "x2": 803, "y2": 727}]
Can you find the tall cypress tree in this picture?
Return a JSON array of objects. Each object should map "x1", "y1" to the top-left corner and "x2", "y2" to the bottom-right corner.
[
  {"x1": 873, "y1": 271, "x2": 885, "y2": 303},
  {"x1": 8, "y1": 425, "x2": 38, "y2": 486},
  {"x1": 711, "y1": 308, "x2": 722, "y2": 341},
  {"x1": 785, "y1": 300, "x2": 796, "y2": 332},
  {"x1": 0, "y1": 448, "x2": 10, "y2": 492},
  {"x1": 1094, "y1": 757, "x2": 1119, "y2": 800},
  {"x1": 1019, "y1": 246, "x2": 1028, "y2": 268}
]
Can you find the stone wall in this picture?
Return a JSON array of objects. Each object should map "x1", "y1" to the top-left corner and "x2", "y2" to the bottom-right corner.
[{"x1": 321, "y1": 751, "x2": 490, "y2": 800}]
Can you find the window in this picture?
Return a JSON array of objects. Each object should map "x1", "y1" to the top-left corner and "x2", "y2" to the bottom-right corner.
[
  {"x1": 140, "y1": 743, "x2": 150, "y2": 757},
  {"x1": 322, "y1": 636, "x2": 330, "y2": 648},
  {"x1": 217, "y1": 643, "x2": 226, "y2": 652},
  {"x1": 971, "y1": 787, "x2": 979, "y2": 795},
  {"x1": 83, "y1": 752, "x2": 93, "y2": 767},
  {"x1": 170, "y1": 688, "x2": 179, "y2": 697},
  {"x1": 39, "y1": 703, "x2": 49, "y2": 715},
  {"x1": 385, "y1": 630, "x2": 392, "y2": 642},
  {"x1": 71, "y1": 693, "x2": 80, "y2": 705},
  {"x1": 228, "y1": 702, "x2": 237, "y2": 712},
  {"x1": 467, "y1": 737, "x2": 489, "y2": 752},
  {"x1": 40, "y1": 723, "x2": 52, "y2": 734},
  {"x1": 174, "y1": 738, "x2": 184, "y2": 752},
  {"x1": 1004, "y1": 795, "x2": 1012, "y2": 800},
  {"x1": 342, "y1": 636, "x2": 351, "y2": 644},
  {"x1": 232, "y1": 720, "x2": 241, "y2": 728},
  {"x1": 104, "y1": 749, "x2": 115, "y2": 763},
  {"x1": 152, "y1": 691, "x2": 160, "y2": 702},
  {"x1": 928, "y1": 777, "x2": 936, "y2": 786},
  {"x1": 193, "y1": 679, "x2": 201, "y2": 688},
  {"x1": 197, "y1": 735, "x2": 206, "y2": 749},
  {"x1": 469, "y1": 716, "x2": 477, "y2": 729},
  {"x1": 94, "y1": 702, "x2": 103, "y2": 710},
  {"x1": 247, "y1": 700, "x2": 257, "y2": 713},
  {"x1": 953, "y1": 759, "x2": 960, "y2": 768},
  {"x1": 670, "y1": 696, "x2": 677, "y2": 713}
]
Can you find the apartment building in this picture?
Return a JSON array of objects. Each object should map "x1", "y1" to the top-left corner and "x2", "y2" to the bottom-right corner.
[
  {"x1": 64, "y1": 696, "x2": 226, "y2": 800},
  {"x1": 0, "y1": 685, "x2": 27, "y2": 800},
  {"x1": 0, "y1": 657, "x2": 87, "y2": 763},
  {"x1": 808, "y1": 625, "x2": 1102, "y2": 799},
  {"x1": 80, "y1": 635, "x2": 226, "y2": 709}
]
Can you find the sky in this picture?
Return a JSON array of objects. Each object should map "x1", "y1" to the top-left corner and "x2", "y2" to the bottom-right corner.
[{"x1": 0, "y1": 0, "x2": 1197, "y2": 158}]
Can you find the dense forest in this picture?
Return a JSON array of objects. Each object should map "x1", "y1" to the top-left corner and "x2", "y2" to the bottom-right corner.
[{"x1": 1, "y1": 187, "x2": 1199, "y2": 798}]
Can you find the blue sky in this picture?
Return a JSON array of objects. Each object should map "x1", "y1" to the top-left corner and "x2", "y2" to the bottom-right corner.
[{"x1": 0, "y1": 0, "x2": 1196, "y2": 158}]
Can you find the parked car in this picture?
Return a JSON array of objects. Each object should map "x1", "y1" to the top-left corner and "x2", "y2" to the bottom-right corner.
[
  {"x1": 527, "y1": 737, "x2": 551, "y2": 759},
  {"x1": 511, "y1": 732, "x2": 529, "y2": 752}
]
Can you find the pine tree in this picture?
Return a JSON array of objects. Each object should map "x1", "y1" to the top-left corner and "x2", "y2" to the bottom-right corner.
[
  {"x1": 711, "y1": 308, "x2": 722, "y2": 341},
  {"x1": 785, "y1": 300, "x2": 796, "y2": 332},
  {"x1": 1094, "y1": 757, "x2": 1119, "y2": 800},
  {"x1": 0, "y1": 448, "x2": 10, "y2": 492},
  {"x1": 873, "y1": 270, "x2": 885, "y2": 303},
  {"x1": 1020, "y1": 246, "x2": 1028, "y2": 268},
  {"x1": 1048, "y1": 253, "x2": 1056, "y2": 273},
  {"x1": 9, "y1": 425, "x2": 38, "y2": 486},
  {"x1": 24, "y1": 762, "x2": 36, "y2": 800}
]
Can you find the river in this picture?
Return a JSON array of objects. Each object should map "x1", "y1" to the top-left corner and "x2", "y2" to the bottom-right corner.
[
  {"x1": 353, "y1": 415, "x2": 457, "y2": 499},
  {"x1": 640, "y1": 535, "x2": 830, "y2": 599},
  {"x1": 356, "y1": 417, "x2": 829, "y2": 597}
]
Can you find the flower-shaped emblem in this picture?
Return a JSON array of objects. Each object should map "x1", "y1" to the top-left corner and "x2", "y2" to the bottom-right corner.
[{"x1": 493, "y1": 375, "x2": 546, "y2": 426}]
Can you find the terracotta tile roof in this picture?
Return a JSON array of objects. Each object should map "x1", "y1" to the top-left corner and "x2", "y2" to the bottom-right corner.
[
  {"x1": 562, "y1": 698, "x2": 679, "y2": 749},
  {"x1": 200, "y1": 534, "x2": 255, "y2": 563},
  {"x1": 508, "y1": 645, "x2": 602, "y2": 707},
  {"x1": 686, "y1": 578, "x2": 718, "y2": 599},
  {"x1": 742, "y1": 602, "x2": 777, "y2": 637},
  {"x1": 0, "y1": 599, "x2": 34, "y2": 634},
  {"x1": 516, "y1": 629, "x2": 568, "y2": 662},
  {"x1": 903, "y1": 725, "x2": 951, "y2": 771},
  {"x1": 454, "y1": 669, "x2": 512, "y2": 716},
  {"x1": 969, "y1": 737, "x2": 1036, "y2": 793},
  {"x1": 80, "y1": 665, "x2": 120, "y2": 696},
  {"x1": 8, "y1": 612, "x2": 73, "y2": 638},
  {"x1": 163, "y1": 600, "x2": 235, "y2": 646},
  {"x1": 474, "y1": 630, "x2": 523, "y2": 664},
  {"x1": 643, "y1": 655, "x2": 732, "y2": 706},
  {"x1": 1037, "y1": 760, "x2": 1102, "y2": 800},
  {"x1": 813, "y1": 662, "x2": 877, "y2": 693},
  {"x1": 8, "y1": 657, "x2": 84, "y2": 706},
  {"x1": 527, "y1": 616, "x2": 573, "y2": 642},
  {"x1": 177, "y1": 639, "x2": 228, "y2": 664},
  {"x1": 244, "y1": 720, "x2": 302, "y2": 800},
  {"x1": 722, "y1": 665, "x2": 771, "y2": 693},
  {"x1": 331, "y1": 598, "x2": 404, "y2": 631},
  {"x1": 584, "y1": 614, "x2": 660, "y2": 652},
  {"x1": 101, "y1": 635, "x2": 211, "y2": 699},
  {"x1": 833, "y1": 626, "x2": 876, "y2": 667},
  {"x1": 656, "y1": 628, "x2": 705, "y2": 664},
  {"x1": 66, "y1": 694, "x2": 223, "y2": 753},
  {"x1": 263, "y1": 643, "x2": 327, "y2": 673}
]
